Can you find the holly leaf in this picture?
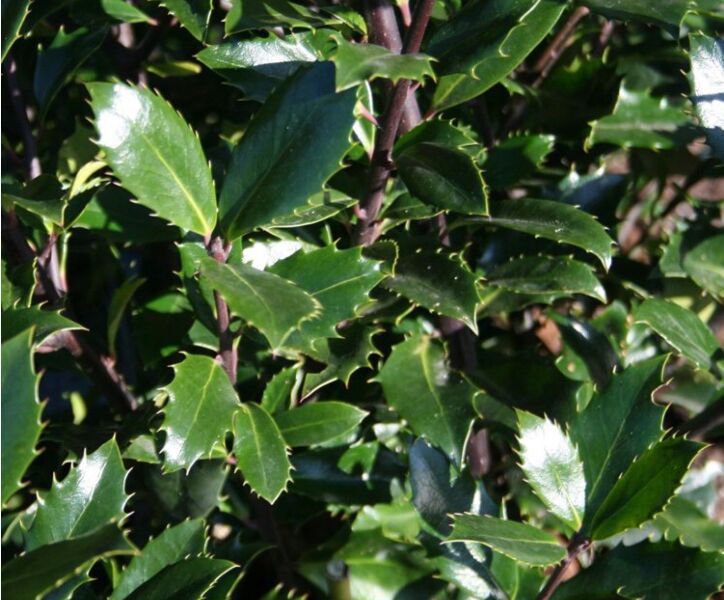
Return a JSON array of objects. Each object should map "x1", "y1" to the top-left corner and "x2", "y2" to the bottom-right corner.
[
  {"x1": 689, "y1": 33, "x2": 724, "y2": 158},
  {"x1": 1, "y1": 0, "x2": 30, "y2": 60},
  {"x1": 447, "y1": 515, "x2": 566, "y2": 566},
  {"x1": 219, "y1": 62, "x2": 356, "y2": 239},
  {"x1": 653, "y1": 496, "x2": 724, "y2": 552},
  {"x1": 160, "y1": 354, "x2": 240, "y2": 472},
  {"x1": 582, "y1": 0, "x2": 696, "y2": 35},
  {"x1": 683, "y1": 234, "x2": 724, "y2": 299},
  {"x1": 260, "y1": 366, "x2": 298, "y2": 414},
  {"x1": 87, "y1": 82, "x2": 217, "y2": 236},
  {"x1": 110, "y1": 519, "x2": 206, "y2": 600},
  {"x1": 26, "y1": 438, "x2": 129, "y2": 549},
  {"x1": 124, "y1": 558, "x2": 237, "y2": 600},
  {"x1": 2, "y1": 306, "x2": 82, "y2": 347},
  {"x1": 377, "y1": 334, "x2": 476, "y2": 466},
  {"x1": 484, "y1": 134, "x2": 556, "y2": 189},
  {"x1": 200, "y1": 257, "x2": 320, "y2": 351},
  {"x1": 275, "y1": 401, "x2": 367, "y2": 447},
  {"x1": 1, "y1": 329, "x2": 42, "y2": 505},
  {"x1": 157, "y1": 0, "x2": 212, "y2": 42},
  {"x1": 233, "y1": 403, "x2": 292, "y2": 503},
  {"x1": 635, "y1": 299, "x2": 719, "y2": 369}
]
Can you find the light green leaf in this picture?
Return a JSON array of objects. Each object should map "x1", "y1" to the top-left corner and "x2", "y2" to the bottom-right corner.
[
  {"x1": 200, "y1": 257, "x2": 320, "y2": 351},
  {"x1": 101, "y1": 0, "x2": 153, "y2": 23},
  {"x1": 1, "y1": 329, "x2": 42, "y2": 505},
  {"x1": 484, "y1": 134, "x2": 555, "y2": 189},
  {"x1": 489, "y1": 256, "x2": 607, "y2": 303},
  {"x1": 590, "y1": 438, "x2": 703, "y2": 540},
  {"x1": 107, "y1": 277, "x2": 145, "y2": 358},
  {"x1": 553, "y1": 541, "x2": 724, "y2": 600},
  {"x1": 87, "y1": 82, "x2": 216, "y2": 235},
  {"x1": 160, "y1": 354, "x2": 240, "y2": 472},
  {"x1": 383, "y1": 244, "x2": 480, "y2": 332},
  {"x1": 447, "y1": 514, "x2": 566, "y2": 566},
  {"x1": 516, "y1": 411, "x2": 586, "y2": 530},
  {"x1": 110, "y1": 519, "x2": 206, "y2": 600},
  {"x1": 428, "y1": 0, "x2": 566, "y2": 112},
  {"x1": 269, "y1": 245, "x2": 385, "y2": 347},
  {"x1": 1, "y1": 524, "x2": 133, "y2": 600},
  {"x1": 571, "y1": 356, "x2": 667, "y2": 522},
  {"x1": 683, "y1": 234, "x2": 724, "y2": 299},
  {"x1": 653, "y1": 496, "x2": 724, "y2": 552},
  {"x1": 158, "y1": 0, "x2": 212, "y2": 41},
  {"x1": 26, "y1": 438, "x2": 129, "y2": 549},
  {"x1": 125, "y1": 558, "x2": 236, "y2": 600},
  {"x1": 233, "y1": 403, "x2": 292, "y2": 503},
  {"x1": 689, "y1": 33, "x2": 724, "y2": 158},
  {"x1": 635, "y1": 299, "x2": 719, "y2": 369},
  {"x1": 377, "y1": 334, "x2": 476, "y2": 466},
  {"x1": 219, "y1": 62, "x2": 356, "y2": 239},
  {"x1": 1, "y1": 0, "x2": 30, "y2": 60},
  {"x1": 331, "y1": 36, "x2": 435, "y2": 91},
  {"x1": 275, "y1": 401, "x2": 368, "y2": 447},
  {"x1": 261, "y1": 366, "x2": 298, "y2": 414},
  {"x1": 2, "y1": 306, "x2": 82, "y2": 347}
]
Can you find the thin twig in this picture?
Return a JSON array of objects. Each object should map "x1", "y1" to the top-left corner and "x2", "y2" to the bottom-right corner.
[
  {"x1": 3, "y1": 54, "x2": 41, "y2": 179},
  {"x1": 206, "y1": 237, "x2": 238, "y2": 384},
  {"x1": 537, "y1": 536, "x2": 591, "y2": 600}
]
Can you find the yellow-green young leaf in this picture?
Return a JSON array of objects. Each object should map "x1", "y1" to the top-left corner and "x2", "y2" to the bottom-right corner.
[
  {"x1": 219, "y1": 62, "x2": 357, "y2": 239},
  {"x1": 200, "y1": 257, "x2": 320, "y2": 351},
  {"x1": 233, "y1": 403, "x2": 292, "y2": 503},
  {"x1": 1, "y1": 524, "x2": 133, "y2": 600},
  {"x1": 446, "y1": 514, "x2": 566, "y2": 566},
  {"x1": 683, "y1": 234, "x2": 724, "y2": 299},
  {"x1": 124, "y1": 558, "x2": 237, "y2": 600},
  {"x1": 482, "y1": 198, "x2": 614, "y2": 270},
  {"x1": 87, "y1": 82, "x2": 216, "y2": 236},
  {"x1": 635, "y1": 299, "x2": 719, "y2": 369},
  {"x1": 26, "y1": 438, "x2": 129, "y2": 549},
  {"x1": 377, "y1": 334, "x2": 476, "y2": 467},
  {"x1": 330, "y1": 36, "x2": 435, "y2": 91},
  {"x1": 553, "y1": 541, "x2": 724, "y2": 600},
  {"x1": 589, "y1": 438, "x2": 704, "y2": 540},
  {"x1": 1, "y1": 329, "x2": 42, "y2": 505},
  {"x1": 488, "y1": 256, "x2": 607, "y2": 303},
  {"x1": 689, "y1": 33, "x2": 724, "y2": 158},
  {"x1": 275, "y1": 401, "x2": 368, "y2": 447},
  {"x1": 110, "y1": 519, "x2": 206, "y2": 600},
  {"x1": 160, "y1": 354, "x2": 240, "y2": 473},
  {"x1": 570, "y1": 356, "x2": 667, "y2": 520},
  {"x1": 516, "y1": 411, "x2": 585, "y2": 531}
]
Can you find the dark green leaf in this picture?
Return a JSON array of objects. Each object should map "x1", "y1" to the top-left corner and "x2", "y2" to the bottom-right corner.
[
  {"x1": 484, "y1": 134, "x2": 555, "y2": 189},
  {"x1": 160, "y1": 354, "x2": 240, "y2": 472},
  {"x1": 260, "y1": 366, "x2": 297, "y2": 414},
  {"x1": 582, "y1": 0, "x2": 692, "y2": 35},
  {"x1": 224, "y1": 0, "x2": 331, "y2": 34},
  {"x1": 1, "y1": 306, "x2": 82, "y2": 346},
  {"x1": 635, "y1": 299, "x2": 719, "y2": 369},
  {"x1": 110, "y1": 519, "x2": 206, "y2": 599},
  {"x1": 683, "y1": 234, "x2": 724, "y2": 299},
  {"x1": 158, "y1": 0, "x2": 212, "y2": 41},
  {"x1": 125, "y1": 558, "x2": 236, "y2": 600},
  {"x1": 589, "y1": 438, "x2": 703, "y2": 540},
  {"x1": 1, "y1": 329, "x2": 41, "y2": 504},
  {"x1": 447, "y1": 514, "x2": 566, "y2": 566},
  {"x1": 219, "y1": 62, "x2": 356, "y2": 238},
  {"x1": 200, "y1": 257, "x2": 320, "y2": 351},
  {"x1": 275, "y1": 401, "x2": 367, "y2": 446},
  {"x1": 689, "y1": 33, "x2": 724, "y2": 158},
  {"x1": 107, "y1": 276, "x2": 145, "y2": 358},
  {"x1": 1, "y1": 0, "x2": 29, "y2": 60},
  {"x1": 377, "y1": 334, "x2": 476, "y2": 466},
  {"x1": 26, "y1": 438, "x2": 129, "y2": 549},
  {"x1": 87, "y1": 82, "x2": 217, "y2": 235},
  {"x1": 516, "y1": 411, "x2": 586, "y2": 530},
  {"x1": 233, "y1": 403, "x2": 292, "y2": 503}
]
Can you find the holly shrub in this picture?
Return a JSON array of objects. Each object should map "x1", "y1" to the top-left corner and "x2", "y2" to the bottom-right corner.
[{"x1": 2, "y1": 0, "x2": 723, "y2": 598}]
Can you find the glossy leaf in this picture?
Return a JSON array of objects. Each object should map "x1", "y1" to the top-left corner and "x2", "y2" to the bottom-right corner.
[
  {"x1": 582, "y1": 0, "x2": 694, "y2": 35},
  {"x1": 1, "y1": 525, "x2": 132, "y2": 600},
  {"x1": 1, "y1": 329, "x2": 41, "y2": 504},
  {"x1": 110, "y1": 519, "x2": 206, "y2": 600},
  {"x1": 275, "y1": 401, "x2": 368, "y2": 446},
  {"x1": 101, "y1": 0, "x2": 153, "y2": 23},
  {"x1": 260, "y1": 366, "x2": 297, "y2": 414},
  {"x1": 377, "y1": 334, "x2": 476, "y2": 466},
  {"x1": 233, "y1": 403, "x2": 292, "y2": 503},
  {"x1": 488, "y1": 256, "x2": 607, "y2": 302},
  {"x1": 125, "y1": 558, "x2": 236, "y2": 600},
  {"x1": 447, "y1": 515, "x2": 566, "y2": 566},
  {"x1": 1, "y1": 0, "x2": 29, "y2": 60},
  {"x1": 571, "y1": 356, "x2": 667, "y2": 521},
  {"x1": 158, "y1": 0, "x2": 212, "y2": 41},
  {"x1": 553, "y1": 541, "x2": 724, "y2": 600},
  {"x1": 224, "y1": 0, "x2": 331, "y2": 33},
  {"x1": 635, "y1": 299, "x2": 719, "y2": 369},
  {"x1": 481, "y1": 198, "x2": 614, "y2": 270},
  {"x1": 683, "y1": 234, "x2": 724, "y2": 298},
  {"x1": 516, "y1": 411, "x2": 586, "y2": 530},
  {"x1": 383, "y1": 245, "x2": 480, "y2": 332},
  {"x1": 331, "y1": 36, "x2": 435, "y2": 91},
  {"x1": 427, "y1": 0, "x2": 566, "y2": 112},
  {"x1": 484, "y1": 134, "x2": 555, "y2": 189},
  {"x1": 219, "y1": 62, "x2": 356, "y2": 238},
  {"x1": 87, "y1": 82, "x2": 217, "y2": 235},
  {"x1": 160, "y1": 353, "x2": 240, "y2": 472},
  {"x1": 200, "y1": 257, "x2": 320, "y2": 351},
  {"x1": 2, "y1": 306, "x2": 82, "y2": 346},
  {"x1": 689, "y1": 33, "x2": 724, "y2": 158},
  {"x1": 26, "y1": 438, "x2": 129, "y2": 549}
]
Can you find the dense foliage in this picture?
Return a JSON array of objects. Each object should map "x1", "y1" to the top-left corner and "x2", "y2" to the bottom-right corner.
[{"x1": 2, "y1": 0, "x2": 723, "y2": 598}]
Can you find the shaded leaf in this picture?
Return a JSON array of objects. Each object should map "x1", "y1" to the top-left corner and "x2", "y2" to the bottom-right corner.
[
  {"x1": 87, "y1": 82, "x2": 217, "y2": 235},
  {"x1": 484, "y1": 134, "x2": 555, "y2": 189},
  {"x1": 160, "y1": 354, "x2": 240, "y2": 472},
  {"x1": 107, "y1": 276, "x2": 145, "y2": 358},
  {"x1": 233, "y1": 403, "x2": 292, "y2": 503},
  {"x1": 261, "y1": 366, "x2": 297, "y2": 414},
  {"x1": 653, "y1": 496, "x2": 724, "y2": 552},
  {"x1": 683, "y1": 234, "x2": 724, "y2": 299},
  {"x1": 1, "y1": 306, "x2": 82, "y2": 346},
  {"x1": 582, "y1": 0, "x2": 695, "y2": 35},
  {"x1": 275, "y1": 401, "x2": 368, "y2": 446},
  {"x1": 125, "y1": 558, "x2": 236, "y2": 600},
  {"x1": 1, "y1": 0, "x2": 29, "y2": 60}
]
